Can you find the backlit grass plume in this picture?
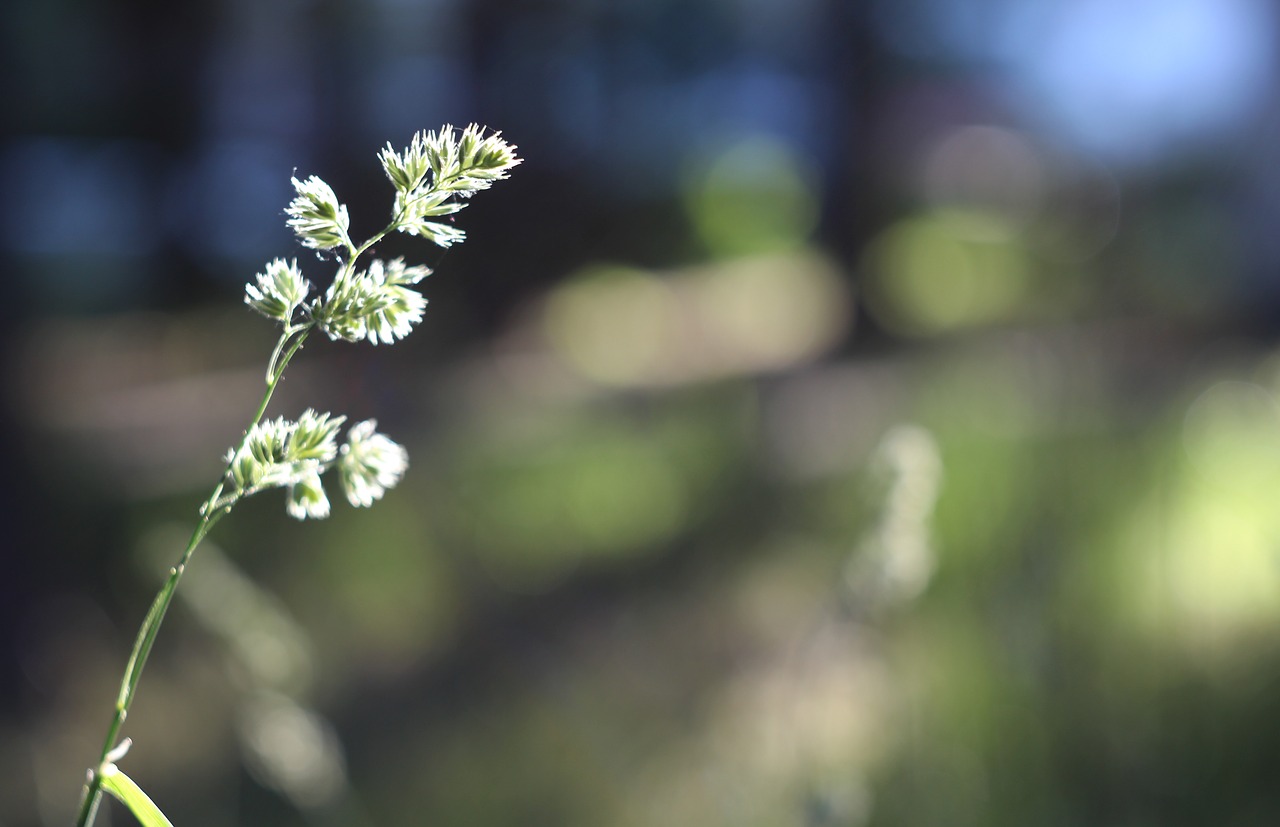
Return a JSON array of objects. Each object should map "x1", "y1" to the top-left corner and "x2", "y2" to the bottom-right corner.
[{"x1": 75, "y1": 125, "x2": 519, "y2": 827}]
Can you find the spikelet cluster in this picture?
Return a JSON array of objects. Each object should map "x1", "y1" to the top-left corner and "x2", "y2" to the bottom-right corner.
[{"x1": 233, "y1": 125, "x2": 518, "y2": 518}]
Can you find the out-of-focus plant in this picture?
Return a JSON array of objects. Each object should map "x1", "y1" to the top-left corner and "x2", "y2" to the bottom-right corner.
[{"x1": 74, "y1": 124, "x2": 520, "y2": 827}]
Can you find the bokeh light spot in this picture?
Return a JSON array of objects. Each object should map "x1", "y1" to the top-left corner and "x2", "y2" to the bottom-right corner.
[
  {"x1": 684, "y1": 135, "x2": 818, "y2": 258},
  {"x1": 1163, "y1": 497, "x2": 1280, "y2": 640},
  {"x1": 544, "y1": 265, "x2": 681, "y2": 387},
  {"x1": 864, "y1": 209, "x2": 1030, "y2": 335},
  {"x1": 544, "y1": 253, "x2": 849, "y2": 388},
  {"x1": 1182, "y1": 380, "x2": 1280, "y2": 493},
  {"x1": 690, "y1": 253, "x2": 848, "y2": 371},
  {"x1": 921, "y1": 125, "x2": 1047, "y2": 224}
]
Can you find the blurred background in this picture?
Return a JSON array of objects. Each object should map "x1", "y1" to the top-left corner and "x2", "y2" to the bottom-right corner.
[{"x1": 6, "y1": 0, "x2": 1280, "y2": 825}]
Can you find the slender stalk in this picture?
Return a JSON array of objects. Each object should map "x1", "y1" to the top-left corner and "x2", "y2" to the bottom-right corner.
[
  {"x1": 75, "y1": 325, "x2": 308, "y2": 827},
  {"x1": 73, "y1": 124, "x2": 517, "y2": 827}
]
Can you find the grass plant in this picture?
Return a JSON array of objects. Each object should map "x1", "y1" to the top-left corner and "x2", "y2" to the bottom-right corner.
[{"x1": 74, "y1": 124, "x2": 520, "y2": 827}]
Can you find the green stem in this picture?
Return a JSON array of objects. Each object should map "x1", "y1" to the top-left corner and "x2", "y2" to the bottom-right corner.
[
  {"x1": 264, "y1": 324, "x2": 303, "y2": 384},
  {"x1": 354, "y1": 172, "x2": 465, "y2": 260},
  {"x1": 75, "y1": 324, "x2": 310, "y2": 827},
  {"x1": 336, "y1": 169, "x2": 466, "y2": 270}
]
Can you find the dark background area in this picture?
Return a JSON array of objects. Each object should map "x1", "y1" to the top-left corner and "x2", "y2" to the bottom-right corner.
[{"x1": 6, "y1": 1, "x2": 1280, "y2": 826}]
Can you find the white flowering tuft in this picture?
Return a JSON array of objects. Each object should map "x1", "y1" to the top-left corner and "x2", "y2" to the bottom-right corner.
[
  {"x1": 226, "y1": 410, "x2": 346, "y2": 519},
  {"x1": 236, "y1": 416, "x2": 299, "y2": 489},
  {"x1": 227, "y1": 416, "x2": 407, "y2": 518},
  {"x1": 285, "y1": 175, "x2": 351, "y2": 251},
  {"x1": 286, "y1": 472, "x2": 331, "y2": 520},
  {"x1": 245, "y1": 258, "x2": 309, "y2": 322},
  {"x1": 378, "y1": 132, "x2": 431, "y2": 193},
  {"x1": 338, "y1": 420, "x2": 409, "y2": 507},
  {"x1": 360, "y1": 258, "x2": 431, "y2": 344},
  {"x1": 380, "y1": 124, "x2": 520, "y2": 244},
  {"x1": 394, "y1": 195, "x2": 467, "y2": 247},
  {"x1": 312, "y1": 258, "x2": 430, "y2": 345},
  {"x1": 288, "y1": 409, "x2": 346, "y2": 462},
  {"x1": 452, "y1": 123, "x2": 522, "y2": 193}
]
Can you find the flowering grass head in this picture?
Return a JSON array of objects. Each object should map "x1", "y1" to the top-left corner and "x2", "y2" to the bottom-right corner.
[
  {"x1": 77, "y1": 128, "x2": 517, "y2": 827},
  {"x1": 231, "y1": 124, "x2": 519, "y2": 519},
  {"x1": 286, "y1": 175, "x2": 351, "y2": 251},
  {"x1": 339, "y1": 420, "x2": 410, "y2": 507}
]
